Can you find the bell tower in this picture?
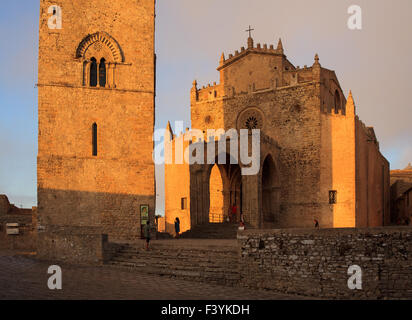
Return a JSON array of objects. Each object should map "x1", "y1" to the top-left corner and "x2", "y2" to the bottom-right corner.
[{"x1": 37, "y1": 0, "x2": 156, "y2": 261}]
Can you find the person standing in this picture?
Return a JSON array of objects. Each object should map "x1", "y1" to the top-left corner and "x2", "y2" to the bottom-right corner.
[
  {"x1": 144, "y1": 221, "x2": 151, "y2": 250},
  {"x1": 174, "y1": 217, "x2": 180, "y2": 239},
  {"x1": 231, "y1": 204, "x2": 237, "y2": 223}
]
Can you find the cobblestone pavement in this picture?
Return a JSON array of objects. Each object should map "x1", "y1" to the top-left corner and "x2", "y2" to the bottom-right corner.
[{"x1": 0, "y1": 251, "x2": 305, "y2": 300}]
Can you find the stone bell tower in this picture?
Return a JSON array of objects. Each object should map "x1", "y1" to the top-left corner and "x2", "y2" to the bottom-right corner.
[{"x1": 37, "y1": 0, "x2": 156, "y2": 262}]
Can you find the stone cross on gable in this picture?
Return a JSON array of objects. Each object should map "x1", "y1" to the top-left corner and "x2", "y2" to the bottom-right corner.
[{"x1": 246, "y1": 25, "x2": 254, "y2": 38}]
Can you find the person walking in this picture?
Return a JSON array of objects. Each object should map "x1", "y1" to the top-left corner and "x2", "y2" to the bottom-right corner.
[
  {"x1": 144, "y1": 221, "x2": 151, "y2": 250},
  {"x1": 174, "y1": 217, "x2": 180, "y2": 239}
]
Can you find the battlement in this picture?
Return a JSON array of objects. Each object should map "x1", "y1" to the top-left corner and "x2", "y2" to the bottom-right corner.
[
  {"x1": 191, "y1": 65, "x2": 321, "y2": 103},
  {"x1": 217, "y1": 38, "x2": 285, "y2": 71},
  {"x1": 191, "y1": 37, "x2": 354, "y2": 126},
  {"x1": 191, "y1": 38, "x2": 330, "y2": 104},
  {"x1": 193, "y1": 81, "x2": 224, "y2": 101},
  {"x1": 168, "y1": 127, "x2": 227, "y2": 145}
]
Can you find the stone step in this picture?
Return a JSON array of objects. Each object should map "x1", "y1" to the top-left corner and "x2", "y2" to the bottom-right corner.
[
  {"x1": 106, "y1": 240, "x2": 241, "y2": 286},
  {"x1": 111, "y1": 253, "x2": 239, "y2": 266},
  {"x1": 110, "y1": 258, "x2": 238, "y2": 273},
  {"x1": 112, "y1": 255, "x2": 237, "y2": 265},
  {"x1": 108, "y1": 241, "x2": 240, "y2": 286},
  {"x1": 121, "y1": 246, "x2": 239, "y2": 254},
  {"x1": 178, "y1": 222, "x2": 251, "y2": 240},
  {"x1": 107, "y1": 261, "x2": 241, "y2": 283},
  {"x1": 113, "y1": 257, "x2": 238, "y2": 267},
  {"x1": 117, "y1": 249, "x2": 239, "y2": 257}
]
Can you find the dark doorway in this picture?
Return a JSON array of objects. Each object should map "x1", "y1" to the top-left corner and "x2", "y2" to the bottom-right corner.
[{"x1": 262, "y1": 155, "x2": 279, "y2": 223}]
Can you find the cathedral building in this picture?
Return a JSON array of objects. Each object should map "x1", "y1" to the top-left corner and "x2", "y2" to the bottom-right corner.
[{"x1": 164, "y1": 36, "x2": 390, "y2": 234}]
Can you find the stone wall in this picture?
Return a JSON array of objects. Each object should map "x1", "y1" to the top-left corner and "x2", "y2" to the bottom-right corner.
[
  {"x1": 320, "y1": 93, "x2": 356, "y2": 228},
  {"x1": 0, "y1": 209, "x2": 36, "y2": 251},
  {"x1": 355, "y1": 119, "x2": 390, "y2": 227},
  {"x1": 238, "y1": 227, "x2": 412, "y2": 299},
  {"x1": 37, "y1": 226, "x2": 105, "y2": 265},
  {"x1": 0, "y1": 195, "x2": 10, "y2": 215}
]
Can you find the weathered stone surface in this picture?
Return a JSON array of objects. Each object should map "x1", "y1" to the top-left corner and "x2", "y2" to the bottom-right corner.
[
  {"x1": 37, "y1": 0, "x2": 156, "y2": 262},
  {"x1": 37, "y1": 226, "x2": 104, "y2": 265},
  {"x1": 0, "y1": 206, "x2": 37, "y2": 251},
  {"x1": 238, "y1": 227, "x2": 412, "y2": 299}
]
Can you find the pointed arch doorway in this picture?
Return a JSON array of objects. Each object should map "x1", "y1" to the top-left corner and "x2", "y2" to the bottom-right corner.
[
  {"x1": 208, "y1": 162, "x2": 242, "y2": 224},
  {"x1": 261, "y1": 154, "x2": 280, "y2": 225}
]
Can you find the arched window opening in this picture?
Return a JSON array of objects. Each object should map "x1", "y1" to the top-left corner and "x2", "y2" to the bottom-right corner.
[
  {"x1": 90, "y1": 58, "x2": 98, "y2": 87},
  {"x1": 99, "y1": 58, "x2": 106, "y2": 87},
  {"x1": 92, "y1": 123, "x2": 98, "y2": 156},
  {"x1": 334, "y1": 90, "x2": 341, "y2": 114}
]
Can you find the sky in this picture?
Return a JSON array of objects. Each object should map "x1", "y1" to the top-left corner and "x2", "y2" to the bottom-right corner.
[{"x1": 0, "y1": 0, "x2": 411, "y2": 212}]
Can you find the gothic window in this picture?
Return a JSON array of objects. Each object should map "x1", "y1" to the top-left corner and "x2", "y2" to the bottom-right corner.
[
  {"x1": 99, "y1": 58, "x2": 106, "y2": 87},
  {"x1": 334, "y1": 90, "x2": 341, "y2": 114},
  {"x1": 92, "y1": 123, "x2": 98, "y2": 156},
  {"x1": 329, "y1": 190, "x2": 337, "y2": 204},
  {"x1": 90, "y1": 58, "x2": 98, "y2": 87}
]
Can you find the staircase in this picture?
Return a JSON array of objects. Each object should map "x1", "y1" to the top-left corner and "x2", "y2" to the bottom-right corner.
[
  {"x1": 106, "y1": 240, "x2": 241, "y2": 286},
  {"x1": 179, "y1": 222, "x2": 242, "y2": 239}
]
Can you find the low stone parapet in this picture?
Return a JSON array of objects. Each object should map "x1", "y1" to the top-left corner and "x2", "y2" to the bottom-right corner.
[
  {"x1": 238, "y1": 227, "x2": 412, "y2": 299},
  {"x1": 37, "y1": 225, "x2": 105, "y2": 265}
]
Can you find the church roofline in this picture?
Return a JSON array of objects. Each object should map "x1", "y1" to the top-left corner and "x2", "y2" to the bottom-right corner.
[{"x1": 217, "y1": 40, "x2": 286, "y2": 71}]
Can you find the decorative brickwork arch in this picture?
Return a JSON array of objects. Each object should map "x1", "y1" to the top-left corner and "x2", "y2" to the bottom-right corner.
[
  {"x1": 76, "y1": 32, "x2": 125, "y2": 88},
  {"x1": 76, "y1": 32, "x2": 125, "y2": 63}
]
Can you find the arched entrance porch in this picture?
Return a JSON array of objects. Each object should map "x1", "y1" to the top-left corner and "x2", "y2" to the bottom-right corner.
[{"x1": 208, "y1": 159, "x2": 242, "y2": 224}]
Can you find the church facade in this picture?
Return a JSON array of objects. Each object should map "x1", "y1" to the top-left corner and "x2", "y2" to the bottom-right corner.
[
  {"x1": 37, "y1": 0, "x2": 156, "y2": 260},
  {"x1": 164, "y1": 36, "x2": 390, "y2": 234}
]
